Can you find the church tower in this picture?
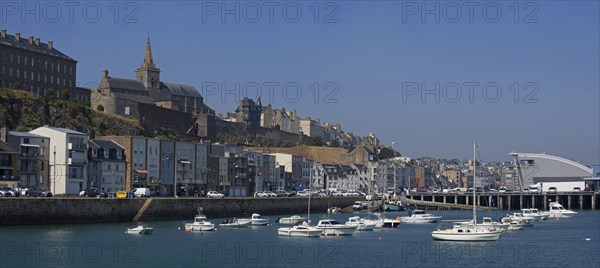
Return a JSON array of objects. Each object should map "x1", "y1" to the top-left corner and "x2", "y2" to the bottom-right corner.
[{"x1": 136, "y1": 36, "x2": 161, "y2": 96}]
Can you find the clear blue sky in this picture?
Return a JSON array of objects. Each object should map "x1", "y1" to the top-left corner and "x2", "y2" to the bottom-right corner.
[{"x1": 4, "y1": 1, "x2": 599, "y2": 165}]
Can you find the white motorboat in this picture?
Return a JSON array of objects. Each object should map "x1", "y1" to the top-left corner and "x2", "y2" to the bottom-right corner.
[
  {"x1": 278, "y1": 223, "x2": 323, "y2": 237},
  {"x1": 126, "y1": 225, "x2": 154, "y2": 234},
  {"x1": 508, "y1": 213, "x2": 534, "y2": 223},
  {"x1": 374, "y1": 213, "x2": 401, "y2": 228},
  {"x1": 238, "y1": 213, "x2": 269, "y2": 226},
  {"x1": 220, "y1": 218, "x2": 251, "y2": 228},
  {"x1": 431, "y1": 142, "x2": 503, "y2": 242},
  {"x1": 529, "y1": 208, "x2": 550, "y2": 220},
  {"x1": 185, "y1": 210, "x2": 216, "y2": 232},
  {"x1": 345, "y1": 216, "x2": 375, "y2": 231},
  {"x1": 521, "y1": 209, "x2": 546, "y2": 221},
  {"x1": 316, "y1": 219, "x2": 357, "y2": 236},
  {"x1": 277, "y1": 215, "x2": 306, "y2": 225},
  {"x1": 499, "y1": 217, "x2": 525, "y2": 230},
  {"x1": 352, "y1": 201, "x2": 368, "y2": 211},
  {"x1": 401, "y1": 210, "x2": 442, "y2": 224},
  {"x1": 548, "y1": 202, "x2": 577, "y2": 218}
]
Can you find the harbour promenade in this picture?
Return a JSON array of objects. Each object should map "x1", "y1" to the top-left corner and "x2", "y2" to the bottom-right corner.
[
  {"x1": 0, "y1": 197, "x2": 357, "y2": 226},
  {"x1": 404, "y1": 192, "x2": 600, "y2": 210}
]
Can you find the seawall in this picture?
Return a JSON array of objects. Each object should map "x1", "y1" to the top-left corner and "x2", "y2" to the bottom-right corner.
[{"x1": 0, "y1": 197, "x2": 359, "y2": 226}]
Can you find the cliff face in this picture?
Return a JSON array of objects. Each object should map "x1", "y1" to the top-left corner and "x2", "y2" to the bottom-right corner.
[{"x1": 0, "y1": 89, "x2": 144, "y2": 137}]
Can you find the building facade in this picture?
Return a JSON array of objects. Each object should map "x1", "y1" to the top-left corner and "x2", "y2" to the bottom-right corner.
[
  {"x1": 87, "y1": 140, "x2": 126, "y2": 193},
  {"x1": 29, "y1": 127, "x2": 88, "y2": 195},
  {"x1": 4, "y1": 130, "x2": 50, "y2": 189},
  {"x1": 0, "y1": 30, "x2": 78, "y2": 101}
]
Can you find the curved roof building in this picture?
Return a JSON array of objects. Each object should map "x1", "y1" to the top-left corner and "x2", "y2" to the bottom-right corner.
[{"x1": 510, "y1": 153, "x2": 592, "y2": 186}]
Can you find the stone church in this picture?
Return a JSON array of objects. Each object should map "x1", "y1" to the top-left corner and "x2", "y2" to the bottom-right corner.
[{"x1": 92, "y1": 37, "x2": 215, "y2": 118}]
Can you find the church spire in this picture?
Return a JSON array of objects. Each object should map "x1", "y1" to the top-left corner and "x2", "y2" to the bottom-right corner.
[{"x1": 142, "y1": 34, "x2": 156, "y2": 68}]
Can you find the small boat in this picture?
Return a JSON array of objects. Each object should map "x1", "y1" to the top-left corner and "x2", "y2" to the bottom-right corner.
[
  {"x1": 345, "y1": 216, "x2": 375, "y2": 231},
  {"x1": 277, "y1": 215, "x2": 306, "y2": 225},
  {"x1": 327, "y1": 207, "x2": 341, "y2": 214},
  {"x1": 374, "y1": 213, "x2": 401, "y2": 228},
  {"x1": 126, "y1": 225, "x2": 154, "y2": 234},
  {"x1": 401, "y1": 210, "x2": 442, "y2": 224},
  {"x1": 499, "y1": 217, "x2": 525, "y2": 230},
  {"x1": 220, "y1": 218, "x2": 251, "y2": 228},
  {"x1": 278, "y1": 223, "x2": 323, "y2": 237},
  {"x1": 529, "y1": 208, "x2": 550, "y2": 220},
  {"x1": 352, "y1": 201, "x2": 368, "y2": 211},
  {"x1": 185, "y1": 209, "x2": 216, "y2": 232},
  {"x1": 316, "y1": 219, "x2": 357, "y2": 236},
  {"x1": 548, "y1": 202, "x2": 577, "y2": 218},
  {"x1": 521, "y1": 209, "x2": 546, "y2": 221},
  {"x1": 508, "y1": 213, "x2": 534, "y2": 223},
  {"x1": 239, "y1": 213, "x2": 269, "y2": 226}
]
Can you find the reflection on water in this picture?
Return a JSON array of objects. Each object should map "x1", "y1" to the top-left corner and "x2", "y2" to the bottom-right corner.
[{"x1": 1, "y1": 210, "x2": 598, "y2": 267}]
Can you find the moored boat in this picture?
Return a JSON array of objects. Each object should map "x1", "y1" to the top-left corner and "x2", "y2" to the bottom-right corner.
[
  {"x1": 401, "y1": 210, "x2": 442, "y2": 224},
  {"x1": 277, "y1": 215, "x2": 306, "y2": 225},
  {"x1": 548, "y1": 202, "x2": 577, "y2": 218},
  {"x1": 345, "y1": 216, "x2": 375, "y2": 231},
  {"x1": 316, "y1": 219, "x2": 357, "y2": 236},
  {"x1": 185, "y1": 209, "x2": 216, "y2": 232},
  {"x1": 126, "y1": 225, "x2": 154, "y2": 234},
  {"x1": 278, "y1": 223, "x2": 323, "y2": 237}
]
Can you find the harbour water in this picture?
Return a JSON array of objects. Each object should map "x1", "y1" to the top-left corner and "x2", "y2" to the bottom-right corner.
[{"x1": 1, "y1": 210, "x2": 598, "y2": 267}]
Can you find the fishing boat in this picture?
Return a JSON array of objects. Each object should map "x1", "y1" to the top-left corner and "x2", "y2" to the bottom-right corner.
[
  {"x1": 431, "y1": 142, "x2": 503, "y2": 241},
  {"x1": 185, "y1": 208, "x2": 216, "y2": 232},
  {"x1": 548, "y1": 202, "x2": 577, "y2": 218},
  {"x1": 374, "y1": 213, "x2": 401, "y2": 228}
]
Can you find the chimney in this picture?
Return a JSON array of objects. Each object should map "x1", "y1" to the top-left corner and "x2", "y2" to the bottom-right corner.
[
  {"x1": 35, "y1": 38, "x2": 40, "y2": 46},
  {"x1": 28, "y1": 36, "x2": 33, "y2": 45},
  {"x1": 47, "y1": 41, "x2": 53, "y2": 49},
  {"x1": 1, "y1": 30, "x2": 6, "y2": 38},
  {"x1": 15, "y1": 33, "x2": 20, "y2": 41},
  {"x1": 102, "y1": 68, "x2": 109, "y2": 78}
]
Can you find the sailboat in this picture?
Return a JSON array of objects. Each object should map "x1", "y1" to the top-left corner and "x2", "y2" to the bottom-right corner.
[
  {"x1": 278, "y1": 164, "x2": 323, "y2": 237},
  {"x1": 431, "y1": 142, "x2": 503, "y2": 241}
]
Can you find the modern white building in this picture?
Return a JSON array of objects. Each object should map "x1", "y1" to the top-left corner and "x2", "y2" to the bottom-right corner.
[{"x1": 30, "y1": 126, "x2": 88, "y2": 195}]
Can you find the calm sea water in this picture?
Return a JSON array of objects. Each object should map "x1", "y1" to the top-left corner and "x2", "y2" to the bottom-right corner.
[{"x1": 1, "y1": 210, "x2": 599, "y2": 268}]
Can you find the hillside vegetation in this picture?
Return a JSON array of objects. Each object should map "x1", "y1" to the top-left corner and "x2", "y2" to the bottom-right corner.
[{"x1": 0, "y1": 89, "x2": 144, "y2": 137}]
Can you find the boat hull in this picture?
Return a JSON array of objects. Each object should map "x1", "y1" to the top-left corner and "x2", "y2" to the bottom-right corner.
[
  {"x1": 278, "y1": 216, "x2": 305, "y2": 225},
  {"x1": 401, "y1": 216, "x2": 441, "y2": 224},
  {"x1": 278, "y1": 227, "x2": 322, "y2": 237},
  {"x1": 127, "y1": 227, "x2": 154, "y2": 234},
  {"x1": 380, "y1": 203, "x2": 404, "y2": 211},
  {"x1": 318, "y1": 227, "x2": 357, "y2": 236},
  {"x1": 431, "y1": 230, "x2": 502, "y2": 241},
  {"x1": 185, "y1": 223, "x2": 216, "y2": 232}
]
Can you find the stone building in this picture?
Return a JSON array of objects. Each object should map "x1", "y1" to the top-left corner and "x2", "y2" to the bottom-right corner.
[
  {"x1": 92, "y1": 37, "x2": 214, "y2": 118},
  {"x1": 0, "y1": 30, "x2": 88, "y2": 102},
  {"x1": 260, "y1": 105, "x2": 301, "y2": 134},
  {"x1": 236, "y1": 98, "x2": 263, "y2": 130}
]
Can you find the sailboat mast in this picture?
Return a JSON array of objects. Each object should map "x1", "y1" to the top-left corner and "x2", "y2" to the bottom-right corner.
[
  {"x1": 308, "y1": 163, "x2": 312, "y2": 223},
  {"x1": 473, "y1": 142, "x2": 477, "y2": 223}
]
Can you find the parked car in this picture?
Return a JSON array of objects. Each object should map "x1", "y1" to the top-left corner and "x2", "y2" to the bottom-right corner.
[
  {"x1": 572, "y1": 187, "x2": 582, "y2": 192},
  {"x1": 25, "y1": 188, "x2": 53, "y2": 197},
  {"x1": 254, "y1": 191, "x2": 269, "y2": 198},
  {"x1": 274, "y1": 190, "x2": 291, "y2": 197},
  {"x1": 547, "y1": 187, "x2": 557, "y2": 194},
  {"x1": 133, "y1": 188, "x2": 153, "y2": 197},
  {"x1": 352, "y1": 201, "x2": 368, "y2": 210},
  {"x1": 79, "y1": 188, "x2": 108, "y2": 198},
  {"x1": 0, "y1": 187, "x2": 16, "y2": 197},
  {"x1": 296, "y1": 190, "x2": 311, "y2": 197},
  {"x1": 206, "y1": 191, "x2": 224, "y2": 198},
  {"x1": 265, "y1": 191, "x2": 277, "y2": 197},
  {"x1": 0, "y1": 187, "x2": 20, "y2": 197}
]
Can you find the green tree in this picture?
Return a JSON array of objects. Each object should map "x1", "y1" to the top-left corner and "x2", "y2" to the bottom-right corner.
[
  {"x1": 329, "y1": 139, "x2": 341, "y2": 147},
  {"x1": 378, "y1": 147, "x2": 400, "y2": 160},
  {"x1": 60, "y1": 89, "x2": 70, "y2": 100}
]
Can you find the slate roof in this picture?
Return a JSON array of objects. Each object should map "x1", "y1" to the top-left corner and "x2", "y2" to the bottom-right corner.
[
  {"x1": 0, "y1": 32, "x2": 75, "y2": 61},
  {"x1": 105, "y1": 77, "x2": 148, "y2": 93}
]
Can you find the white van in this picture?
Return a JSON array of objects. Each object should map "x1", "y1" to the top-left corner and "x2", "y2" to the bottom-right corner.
[{"x1": 134, "y1": 188, "x2": 153, "y2": 197}]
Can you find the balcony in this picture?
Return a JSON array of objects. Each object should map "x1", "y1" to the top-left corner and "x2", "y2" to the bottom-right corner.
[
  {"x1": 68, "y1": 143, "x2": 86, "y2": 151},
  {"x1": 0, "y1": 160, "x2": 13, "y2": 167},
  {"x1": 20, "y1": 153, "x2": 38, "y2": 159}
]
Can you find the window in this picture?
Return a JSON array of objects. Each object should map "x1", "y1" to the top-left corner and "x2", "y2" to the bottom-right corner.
[
  {"x1": 44, "y1": 61, "x2": 48, "y2": 69},
  {"x1": 24, "y1": 56, "x2": 27, "y2": 65},
  {"x1": 31, "y1": 72, "x2": 34, "y2": 80},
  {"x1": 104, "y1": 150, "x2": 109, "y2": 159},
  {"x1": 17, "y1": 55, "x2": 20, "y2": 64},
  {"x1": 16, "y1": 69, "x2": 20, "y2": 78},
  {"x1": 31, "y1": 58, "x2": 34, "y2": 67}
]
